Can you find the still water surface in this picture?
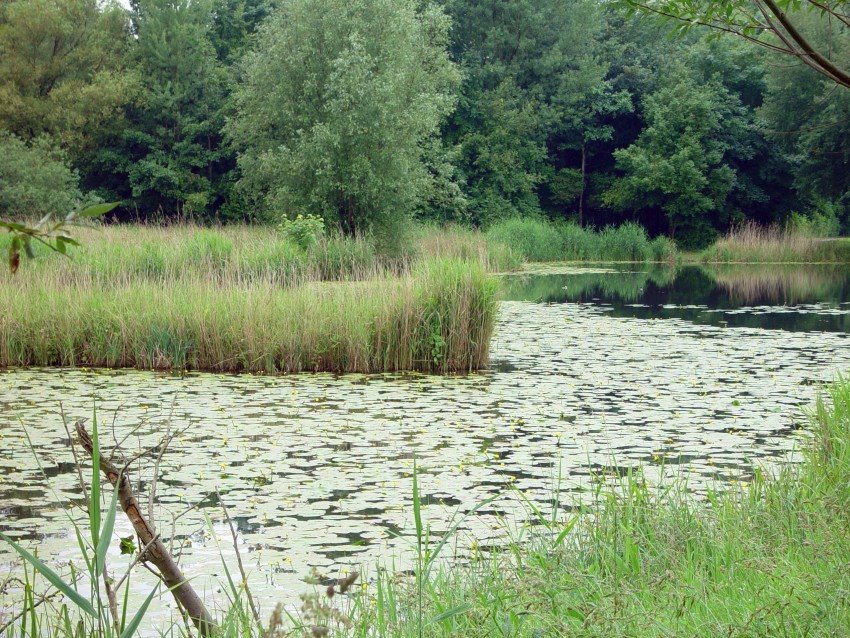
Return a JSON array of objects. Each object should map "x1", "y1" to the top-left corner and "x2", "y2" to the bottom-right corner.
[{"x1": 1, "y1": 264, "x2": 849, "y2": 623}]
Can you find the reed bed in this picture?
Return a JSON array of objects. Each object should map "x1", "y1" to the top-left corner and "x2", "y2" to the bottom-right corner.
[
  {"x1": 703, "y1": 222, "x2": 850, "y2": 263},
  {"x1": 486, "y1": 217, "x2": 679, "y2": 263},
  {"x1": 709, "y1": 264, "x2": 850, "y2": 305},
  {"x1": 0, "y1": 257, "x2": 498, "y2": 374}
]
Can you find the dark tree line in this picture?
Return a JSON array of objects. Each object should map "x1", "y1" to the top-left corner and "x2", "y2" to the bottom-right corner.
[{"x1": 0, "y1": 0, "x2": 847, "y2": 247}]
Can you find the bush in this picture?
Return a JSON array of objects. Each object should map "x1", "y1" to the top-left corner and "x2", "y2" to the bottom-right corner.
[
  {"x1": 0, "y1": 133, "x2": 90, "y2": 219},
  {"x1": 598, "y1": 222, "x2": 652, "y2": 261},
  {"x1": 279, "y1": 213, "x2": 325, "y2": 251}
]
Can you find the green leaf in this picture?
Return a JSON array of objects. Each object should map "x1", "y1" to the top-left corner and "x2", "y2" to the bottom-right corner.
[
  {"x1": 96, "y1": 480, "x2": 120, "y2": 577},
  {"x1": 90, "y1": 411, "x2": 101, "y2": 549},
  {"x1": 119, "y1": 536, "x2": 136, "y2": 556},
  {"x1": 119, "y1": 585, "x2": 158, "y2": 638},
  {"x1": 78, "y1": 202, "x2": 120, "y2": 218},
  {"x1": 0, "y1": 532, "x2": 97, "y2": 618},
  {"x1": 432, "y1": 603, "x2": 472, "y2": 623}
]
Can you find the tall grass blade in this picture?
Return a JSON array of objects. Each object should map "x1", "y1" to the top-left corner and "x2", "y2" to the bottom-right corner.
[
  {"x1": 432, "y1": 603, "x2": 472, "y2": 623},
  {"x1": 119, "y1": 586, "x2": 158, "y2": 638},
  {"x1": 96, "y1": 481, "x2": 120, "y2": 577},
  {"x1": 0, "y1": 532, "x2": 97, "y2": 618},
  {"x1": 90, "y1": 409, "x2": 101, "y2": 548}
]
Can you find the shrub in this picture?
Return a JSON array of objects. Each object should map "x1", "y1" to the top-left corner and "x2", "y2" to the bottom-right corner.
[
  {"x1": 0, "y1": 133, "x2": 90, "y2": 219},
  {"x1": 280, "y1": 213, "x2": 325, "y2": 251}
]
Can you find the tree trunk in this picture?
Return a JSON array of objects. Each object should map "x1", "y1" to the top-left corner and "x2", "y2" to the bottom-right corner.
[{"x1": 579, "y1": 142, "x2": 587, "y2": 227}]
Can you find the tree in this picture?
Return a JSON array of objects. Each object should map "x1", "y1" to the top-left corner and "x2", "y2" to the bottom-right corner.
[
  {"x1": 0, "y1": 0, "x2": 134, "y2": 156},
  {"x1": 442, "y1": 0, "x2": 616, "y2": 225},
  {"x1": 759, "y1": 17, "x2": 850, "y2": 230},
  {"x1": 604, "y1": 72, "x2": 745, "y2": 248},
  {"x1": 618, "y1": 0, "x2": 850, "y2": 88},
  {"x1": 106, "y1": 0, "x2": 232, "y2": 218},
  {"x1": 228, "y1": 0, "x2": 459, "y2": 234}
]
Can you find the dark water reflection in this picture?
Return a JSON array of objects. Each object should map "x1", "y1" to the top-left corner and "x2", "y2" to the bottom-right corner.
[{"x1": 502, "y1": 264, "x2": 850, "y2": 333}]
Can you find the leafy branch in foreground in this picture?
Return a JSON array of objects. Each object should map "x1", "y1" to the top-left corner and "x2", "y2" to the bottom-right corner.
[
  {"x1": 1, "y1": 202, "x2": 118, "y2": 273},
  {"x1": 618, "y1": 0, "x2": 850, "y2": 88}
]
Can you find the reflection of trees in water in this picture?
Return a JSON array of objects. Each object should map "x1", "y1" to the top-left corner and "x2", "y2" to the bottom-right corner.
[
  {"x1": 708, "y1": 265, "x2": 850, "y2": 306},
  {"x1": 503, "y1": 266, "x2": 678, "y2": 303}
]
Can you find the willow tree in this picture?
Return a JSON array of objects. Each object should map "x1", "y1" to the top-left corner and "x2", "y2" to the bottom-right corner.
[
  {"x1": 618, "y1": 0, "x2": 850, "y2": 88},
  {"x1": 228, "y1": 0, "x2": 460, "y2": 235}
]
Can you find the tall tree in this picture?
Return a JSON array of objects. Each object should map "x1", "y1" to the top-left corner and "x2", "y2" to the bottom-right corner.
[
  {"x1": 442, "y1": 0, "x2": 618, "y2": 225},
  {"x1": 228, "y1": 0, "x2": 460, "y2": 235},
  {"x1": 101, "y1": 0, "x2": 231, "y2": 218},
  {"x1": 604, "y1": 70, "x2": 747, "y2": 248},
  {"x1": 0, "y1": 0, "x2": 134, "y2": 156}
]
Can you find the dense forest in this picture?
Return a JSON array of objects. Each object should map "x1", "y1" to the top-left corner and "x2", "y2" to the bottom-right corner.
[{"x1": 1, "y1": 0, "x2": 848, "y2": 249}]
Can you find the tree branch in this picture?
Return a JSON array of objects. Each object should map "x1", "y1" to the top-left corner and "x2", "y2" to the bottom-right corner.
[{"x1": 74, "y1": 419, "x2": 217, "y2": 636}]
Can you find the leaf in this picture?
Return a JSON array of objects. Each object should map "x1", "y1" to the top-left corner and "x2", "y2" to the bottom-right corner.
[
  {"x1": 119, "y1": 536, "x2": 136, "y2": 556},
  {"x1": 78, "y1": 202, "x2": 120, "y2": 218},
  {"x1": 119, "y1": 585, "x2": 158, "y2": 638},
  {"x1": 96, "y1": 481, "x2": 120, "y2": 577},
  {"x1": 432, "y1": 603, "x2": 472, "y2": 623},
  {"x1": 0, "y1": 532, "x2": 97, "y2": 618},
  {"x1": 8, "y1": 237, "x2": 20, "y2": 274},
  {"x1": 90, "y1": 410, "x2": 101, "y2": 549}
]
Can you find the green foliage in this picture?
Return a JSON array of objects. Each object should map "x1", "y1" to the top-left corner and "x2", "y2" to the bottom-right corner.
[
  {"x1": 605, "y1": 70, "x2": 743, "y2": 249},
  {"x1": 486, "y1": 217, "x2": 675, "y2": 262},
  {"x1": 486, "y1": 217, "x2": 565, "y2": 262},
  {"x1": 104, "y1": 0, "x2": 231, "y2": 218},
  {"x1": 228, "y1": 0, "x2": 460, "y2": 234},
  {"x1": 279, "y1": 214, "x2": 325, "y2": 251},
  {"x1": 0, "y1": 134, "x2": 90, "y2": 219},
  {"x1": 0, "y1": 0, "x2": 134, "y2": 155}
]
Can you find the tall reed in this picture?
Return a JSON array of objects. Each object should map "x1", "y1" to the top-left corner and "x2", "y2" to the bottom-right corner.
[
  {"x1": 703, "y1": 222, "x2": 850, "y2": 263},
  {"x1": 0, "y1": 258, "x2": 498, "y2": 374}
]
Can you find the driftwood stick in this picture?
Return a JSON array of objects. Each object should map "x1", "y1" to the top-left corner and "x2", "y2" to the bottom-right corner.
[{"x1": 75, "y1": 419, "x2": 216, "y2": 636}]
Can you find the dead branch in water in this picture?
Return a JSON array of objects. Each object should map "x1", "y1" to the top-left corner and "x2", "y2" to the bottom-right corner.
[{"x1": 74, "y1": 419, "x2": 217, "y2": 636}]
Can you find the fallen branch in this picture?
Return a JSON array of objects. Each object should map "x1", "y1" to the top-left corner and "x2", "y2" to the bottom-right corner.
[{"x1": 74, "y1": 419, "x2": 217, "y2": 636}]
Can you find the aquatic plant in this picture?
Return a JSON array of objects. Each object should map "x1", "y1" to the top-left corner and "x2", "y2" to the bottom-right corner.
[
  {"x1": 486, "y1": 217, "x2": 679, "y2": 263},
  {"x1": 5, "y1": 378, "x2": 850, "y2": 636}
]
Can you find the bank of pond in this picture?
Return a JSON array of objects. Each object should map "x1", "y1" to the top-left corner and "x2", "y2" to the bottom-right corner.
[{"x1": 2, "y1": 220, "x2": 850, "y2": 373}]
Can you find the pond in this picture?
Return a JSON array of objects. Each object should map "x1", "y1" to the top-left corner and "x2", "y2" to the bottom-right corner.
[{"x1": 2, "y1": 264, "x2": 849, "y2": 626}]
